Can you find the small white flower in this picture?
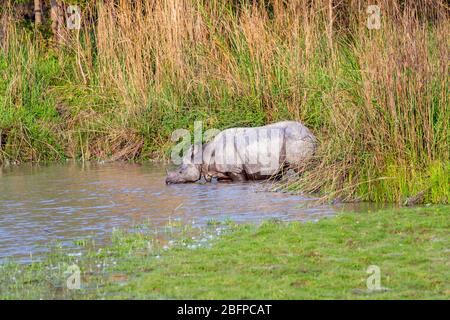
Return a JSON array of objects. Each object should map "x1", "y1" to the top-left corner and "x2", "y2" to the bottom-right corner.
[{"x1": 67, "y1": 252, "x2": 82, "y2": 257}]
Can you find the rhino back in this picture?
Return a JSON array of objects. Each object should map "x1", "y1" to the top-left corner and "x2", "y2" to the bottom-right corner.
[{"x1": 202, "y1": 121, "x2": 315, "y2": 176}]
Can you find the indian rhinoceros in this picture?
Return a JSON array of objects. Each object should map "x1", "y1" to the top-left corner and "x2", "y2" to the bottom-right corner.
[{"x1": 165, "y1": 121, "x2": 316, "y2": 184}]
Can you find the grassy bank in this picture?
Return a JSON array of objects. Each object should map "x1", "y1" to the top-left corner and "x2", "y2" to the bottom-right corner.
[
  {"x1": 1, "y1": 206, "x2": 448, "y2": 299},
  {"x1": 0, "y1": 1, "x2": 449, "y2": 203}
]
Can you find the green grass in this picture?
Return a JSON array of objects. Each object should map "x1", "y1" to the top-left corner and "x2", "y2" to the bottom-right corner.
[
  {"x1": 118, "y1": 206, "x2": 450, "y2": 299},
  {"x1": 1, "y1": 206, "x2": 448, "y2": 299}
]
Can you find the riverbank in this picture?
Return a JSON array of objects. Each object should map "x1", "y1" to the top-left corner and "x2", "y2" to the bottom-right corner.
[
  {"x1": 1, "y1": 1, "x2": 449, "y2": 204},
  {"x1": 1, "y1": 206, "x2": 448, "y2": 299}
]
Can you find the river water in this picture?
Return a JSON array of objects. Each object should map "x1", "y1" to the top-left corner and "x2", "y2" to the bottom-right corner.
[{"x1": 0, "y1": 162, "x2": 379, "y2": 263}]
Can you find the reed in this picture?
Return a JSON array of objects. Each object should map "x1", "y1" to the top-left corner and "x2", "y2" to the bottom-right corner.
[{"x1": 0, "y1": 0, "x2": 448, "y2": 203}]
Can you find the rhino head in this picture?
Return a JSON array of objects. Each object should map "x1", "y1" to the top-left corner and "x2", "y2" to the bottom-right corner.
[
  {"x1": 165, "y1": 163, "x2": 201, "y2": 184},
  {"x1": 165, "y1": 146, "x2": 202, "y2": 184}
]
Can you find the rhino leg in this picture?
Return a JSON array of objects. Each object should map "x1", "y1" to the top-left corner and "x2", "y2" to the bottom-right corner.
[
  {"x1": 228, "y1": 172, "x2": 247, "y2": 182},
  {"x1": 205, "y1": 169, "x2": 230, "y2": 182}
]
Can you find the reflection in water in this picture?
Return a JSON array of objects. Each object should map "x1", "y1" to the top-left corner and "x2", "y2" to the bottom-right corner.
[{"x1": 0, "y1": 162, "x2": 386, "y2": 263}]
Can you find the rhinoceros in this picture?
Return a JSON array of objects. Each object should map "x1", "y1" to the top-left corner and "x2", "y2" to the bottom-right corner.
[{"x1": 165, "y1": 121, "x2": 316, "y2": 184}]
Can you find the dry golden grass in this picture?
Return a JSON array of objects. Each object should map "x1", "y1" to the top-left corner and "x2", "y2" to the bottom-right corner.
[{"x1": 1, "y1": 0, "x2": 448, "y2": 202}]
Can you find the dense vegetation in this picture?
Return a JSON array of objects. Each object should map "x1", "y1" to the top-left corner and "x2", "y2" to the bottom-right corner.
[{"x1": 0, "y1": 0, "x2": 448, "y2": 203}]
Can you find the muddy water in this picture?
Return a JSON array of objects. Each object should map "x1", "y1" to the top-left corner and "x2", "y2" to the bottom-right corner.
[{"x1": 0, "y1": 162, "x2": 380, "y2": 263}]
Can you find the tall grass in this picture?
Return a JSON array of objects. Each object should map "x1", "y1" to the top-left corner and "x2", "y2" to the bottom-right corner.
[
  {"x1": 0, "y1": 0, "x2": 448, "y2": 203},
  {"x1": 0, "y1": 17, "x2": 63, "y2": 163}
]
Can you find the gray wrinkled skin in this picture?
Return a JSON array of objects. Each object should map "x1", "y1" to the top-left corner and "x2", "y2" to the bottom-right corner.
[
  {"x1": 165, "y1": 163, "x2": 201, "y2": 184},
  {"x1": 166, "y1": 121, "x2": 316, "y2": 184}
]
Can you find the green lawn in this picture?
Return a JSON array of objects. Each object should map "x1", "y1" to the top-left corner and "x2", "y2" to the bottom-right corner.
[
  {"x1": 115, "y1": 206, "x2": 450, "y2": 299},
  {"x1": 1, "y1": 206, "x2": 449, "y2": 299}
]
